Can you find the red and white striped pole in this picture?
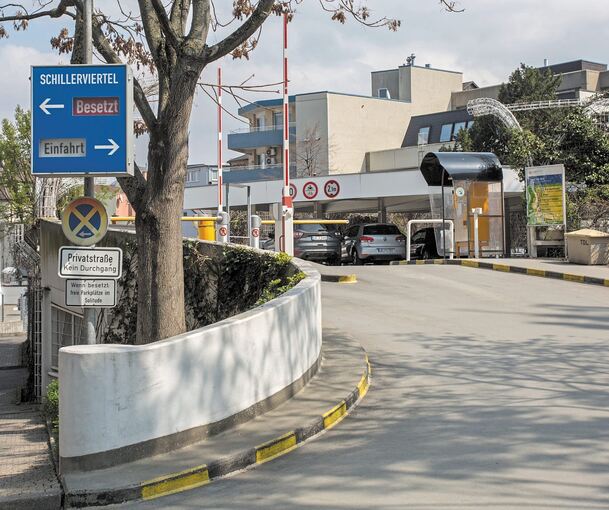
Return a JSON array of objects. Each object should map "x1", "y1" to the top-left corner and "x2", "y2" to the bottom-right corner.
[
  {"x1": 280, "y1": 11, "x2": 294, "y2": 255},
  {"x1": 218, "y1": 67, "x2": 223, "y2": 213},
  {"x1": 217, "y1": 67, "x2": 228, "y2": 242}
]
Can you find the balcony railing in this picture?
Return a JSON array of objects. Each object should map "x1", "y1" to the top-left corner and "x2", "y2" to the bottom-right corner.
[{"x1": 229, "y1": 122, "x2": 296, "y2": 134}]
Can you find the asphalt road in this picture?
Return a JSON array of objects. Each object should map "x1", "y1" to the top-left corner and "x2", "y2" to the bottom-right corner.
[{"x1": 115, "y1": 265, "x2": 609, "y2": 509}]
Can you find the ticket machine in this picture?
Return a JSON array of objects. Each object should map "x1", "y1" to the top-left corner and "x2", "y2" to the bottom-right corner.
[{"x1": 420, "y1": 152, "x2": 505, "y2": 258}]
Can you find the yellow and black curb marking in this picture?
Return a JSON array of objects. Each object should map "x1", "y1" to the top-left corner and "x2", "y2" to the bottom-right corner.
[
  {"x1": 391, "y1": 259, "x2": 609, "y2": 288},
  {"x1": 321, "y1": 273, "x2": 358, "y2": 284},
  {"x1": 66, "y1": 356, "x2": 371, "y2": 508}
]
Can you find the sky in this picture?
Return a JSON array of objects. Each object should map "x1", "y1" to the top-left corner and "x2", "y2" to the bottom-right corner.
[{"x1": 2, "y1": 0, "x2": 609, "y2": 165}]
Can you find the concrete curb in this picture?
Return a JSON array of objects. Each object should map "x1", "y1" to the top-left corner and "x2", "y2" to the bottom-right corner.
[
  {"x1": 64, "y1": 354, "x2": 371, "y2": 507},
  {"x1": 390, "y1": 259, "x2": 609, "y2": 287},
  {"x1": 321, "y1": 273, "x2": 358, "y2": 284}
]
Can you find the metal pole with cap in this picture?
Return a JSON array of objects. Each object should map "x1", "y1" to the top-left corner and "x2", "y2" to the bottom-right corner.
[
  {"x1": 280, "y1": 12, "x2": 294, "y2": 255},
  {"x1": 216, "y1": 67, "x2": 228, "y2": 243},
  {"x1": 83, "y1": 0, "x2": 96, "y2": 344}
]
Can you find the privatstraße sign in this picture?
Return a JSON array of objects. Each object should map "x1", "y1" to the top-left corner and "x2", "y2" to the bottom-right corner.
[{"x1": 58, "y1": 247, "x2": 123, "y2": 279}]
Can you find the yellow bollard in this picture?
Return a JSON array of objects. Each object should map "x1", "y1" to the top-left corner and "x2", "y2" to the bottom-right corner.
[{"x1": 197, "y1": 219, "x2": 216, "y2": 241}]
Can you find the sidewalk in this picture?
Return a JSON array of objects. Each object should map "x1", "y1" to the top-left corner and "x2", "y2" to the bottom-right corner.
[
  {"x1": 0, "y1": 335, "x2": 62, "y2": 510},
  {"x1": 477, "y1": 257, "x2": 609, "y2": 280},
  {"x1": 63, "y1": 330, "x2": 369, "y2": 507}
]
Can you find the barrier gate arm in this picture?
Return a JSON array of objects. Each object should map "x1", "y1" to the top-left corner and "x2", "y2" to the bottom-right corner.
[{"x1": 110, "y1": 216, "x2": 222, "y2": 223}]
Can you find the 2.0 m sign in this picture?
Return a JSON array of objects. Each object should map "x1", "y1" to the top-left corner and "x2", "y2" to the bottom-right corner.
[{"x1": 31, "y1": 64, "x2": 134, "y2": 177}]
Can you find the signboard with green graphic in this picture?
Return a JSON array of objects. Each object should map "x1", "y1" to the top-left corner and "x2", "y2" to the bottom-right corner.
[{"x1": 525, "y1": 165, "x2": 566, "y2": 226}]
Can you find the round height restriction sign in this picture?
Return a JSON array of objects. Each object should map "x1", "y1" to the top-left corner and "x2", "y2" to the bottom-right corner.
[
  {"x1": 289, "y1": 183, "x2": 297, "y2": 199},
  {"x1": 303, "y1": 181, "x2": 318, "y2": 200},
  {"x1": 62, "y1": 197, "x2": 108, "y2": 246},
  {"x1": 324, "y1": 179, "x2": 340, "y2": 199}
]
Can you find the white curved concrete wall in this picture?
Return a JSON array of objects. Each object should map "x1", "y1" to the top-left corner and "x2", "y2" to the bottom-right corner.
[{"x1": 59, "y1": 261, "x2": 321, "y2": 461}]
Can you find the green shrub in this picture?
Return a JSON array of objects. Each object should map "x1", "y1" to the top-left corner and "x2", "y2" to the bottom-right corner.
[
  {"x1": 44, "y1": 379, "x2": 59, "y2": 429},
  {"x1": 102, "y1": 241, "x2": 305, "y2": 344},
  {"x1": 256, "y1": 272, "x2": 306, "y2": 306}
]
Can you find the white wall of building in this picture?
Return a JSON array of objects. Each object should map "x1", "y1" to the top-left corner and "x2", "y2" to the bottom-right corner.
[
  {"x1": 325, "y1": 93, "x2": 412, "y2": 174},
  {"x1": 367, "y1": 143, "x2": 448, "y2": 173},
  {"x1": 295, "y1": 93, "x2": 330, "y2": 175}
]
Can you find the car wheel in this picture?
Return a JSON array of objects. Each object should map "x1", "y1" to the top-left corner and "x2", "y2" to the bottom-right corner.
[{"x1": 352, "y1": 250, "x2": 363, "y2": 265}]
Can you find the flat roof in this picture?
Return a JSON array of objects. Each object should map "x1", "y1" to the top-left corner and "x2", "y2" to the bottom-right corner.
[{"x1": 371, "y1": 65, "x2": 462, "y2": 75}]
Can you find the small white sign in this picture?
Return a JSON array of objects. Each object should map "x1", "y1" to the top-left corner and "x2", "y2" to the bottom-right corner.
[
  {"x1": 58, "y1": 246, "x2": 122, "y2": 279},
  {"x1": 66, "y1": 279, "x2": 116, "y2": 308},
  {"x1": 39, "y1": 138, "x2": 86, "y2": 158}
]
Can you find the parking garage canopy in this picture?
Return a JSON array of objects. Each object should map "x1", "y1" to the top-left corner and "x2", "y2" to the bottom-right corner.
[{"x1": 419, "y1": 152, "x2": 503, "y2": 186}]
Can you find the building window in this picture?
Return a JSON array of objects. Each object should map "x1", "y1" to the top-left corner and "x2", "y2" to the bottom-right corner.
[
  {"x1": 440, "y1": 124, "x2": 453, "y2": 142},
  {"x1": 467, "y1": 120, "x2": 475, "y2": 129},
  {"x1": 417, "y1": 127, "x2": 431, "y2": 145},
  {"x1": 186, "y1": 169, "x2": 199, "y2": 183},
  {"x1": 51, "y1": 306, "x2": 84, "y2": 370},
  {"x1": 378, "y1": 88, "x2": 391, "y2": 99},
  {"x1": 208, "y1": 168, "x2": 218, "y2": 184},
  {"x1": 273, "y1": 111, "x2": 283, "y2": 128},
  {"x1": 453, "y1": 122, "x2": 467, "y2": 139}
]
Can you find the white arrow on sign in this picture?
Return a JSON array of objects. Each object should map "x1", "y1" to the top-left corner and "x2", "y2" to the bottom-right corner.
[
  {"x1": 39, "y1": 98, "x2": 65, "y2": 115},
  {"x1": 94, "y1": 139, "x2": 120, "y2": 156}
]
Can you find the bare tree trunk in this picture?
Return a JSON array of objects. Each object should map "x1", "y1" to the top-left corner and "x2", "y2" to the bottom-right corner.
[{"x1": 133, "y1": 69, "x2": 199, "y2": 344}]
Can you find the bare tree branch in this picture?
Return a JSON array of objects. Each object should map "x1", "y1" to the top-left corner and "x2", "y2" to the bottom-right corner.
[
  {"x1": 203, "y1": 0, "x2": 274, "y2": 63},
  {"x1": 91, "y1": 17, "x2": 158, "y2": 132},
  {"x1": 149, "y1": 0, "x2": 182, "y2": 50},
  {"x1": 186, "y1": 0, "x2": 210, "y2": 47},
  {"x1": 136, "y1": 0, "x2": 165, "y2": 68},
  {"x1": 0, "y1": 0, "x2": 75, "y2": 24},
  {"x1": 118, "y1": 162, "x2": 147, "y2": 212},
  {"x1": 169, "y1": 0, "x2": 190, "y2": 37}
]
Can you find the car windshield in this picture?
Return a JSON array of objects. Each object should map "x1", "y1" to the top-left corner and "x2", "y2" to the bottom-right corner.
[
  {"x1": 363, "y1": 225, "x2": 401, "y2": 235},
  {"x1": 295, "y1": 223, "x2": 328, "y2": 233}
]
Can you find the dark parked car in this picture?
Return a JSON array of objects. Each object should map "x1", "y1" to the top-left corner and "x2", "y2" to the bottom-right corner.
[
  {"x1": 410, "y1": 227, "x2": 438, "y2": 260},
  {"x1": 341, "y1": 223, "x2": 405, "y2": 264},
  {"x1": 262, "y1": 223, "x2": 341, "y2": 264}
]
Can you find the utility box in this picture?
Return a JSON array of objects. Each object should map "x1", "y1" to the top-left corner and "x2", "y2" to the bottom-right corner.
[{"x1": 565, "y1": 229, "x2": 609, "y2": 265}]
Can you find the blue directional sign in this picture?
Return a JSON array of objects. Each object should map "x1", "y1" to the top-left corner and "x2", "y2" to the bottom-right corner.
[{"x1": 31, "y1": 64, "x2": 134, "y2": 176}]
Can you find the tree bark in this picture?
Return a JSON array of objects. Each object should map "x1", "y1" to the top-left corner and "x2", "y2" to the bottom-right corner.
[{"x1": 133, "y1": 65, "x2": 200, "y2": 344}]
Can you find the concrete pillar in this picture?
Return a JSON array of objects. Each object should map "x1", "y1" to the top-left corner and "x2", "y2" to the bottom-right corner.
[
  {"x1": 377, "y1": 198, "x2": 387, "y2": 223},
  {"x1": 313, "y1": 202, "x2": 323, "y2": 218}
]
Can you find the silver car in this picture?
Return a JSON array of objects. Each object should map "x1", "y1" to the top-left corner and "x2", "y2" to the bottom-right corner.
[
  {"x1": 341, "y1": 223, "x2": 406, "y2": 265},
  {"x1": 262, "y1": 223, "x2": 341, "y2": 264}
]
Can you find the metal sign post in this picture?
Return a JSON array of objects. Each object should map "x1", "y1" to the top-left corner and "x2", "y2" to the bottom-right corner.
[
  {"x1": 280, "y1": 12, "x2": 294, "y2": 256},
  {"x1": 61, "y1": 197, "x2": 119, "y2": 344}
]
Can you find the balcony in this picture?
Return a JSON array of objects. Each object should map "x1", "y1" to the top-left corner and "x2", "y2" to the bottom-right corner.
[{"x1": 227, "y1": 123, "x2": 296, "y2": 151}]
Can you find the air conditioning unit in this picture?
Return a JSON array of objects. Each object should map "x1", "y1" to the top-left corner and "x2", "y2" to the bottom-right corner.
[{"x1": 266, "y1": 147, "x2": 278, "y2": 156}]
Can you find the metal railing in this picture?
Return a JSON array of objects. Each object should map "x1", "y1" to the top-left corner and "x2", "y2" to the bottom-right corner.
[
  {"x1": 230, "y1": 122, "x2": 295, "y2": 134},
  {"x1": 261, "y1": 219, "x2": 349, "y2": 226}
]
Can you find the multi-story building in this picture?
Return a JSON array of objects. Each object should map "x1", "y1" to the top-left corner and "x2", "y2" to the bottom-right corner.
[
  {"x1": 187, "y1": 58, "x2": 607, "y2": 221},
  {"x1": 227, "y1": 63, "x2": 465, "y2": 179}
]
